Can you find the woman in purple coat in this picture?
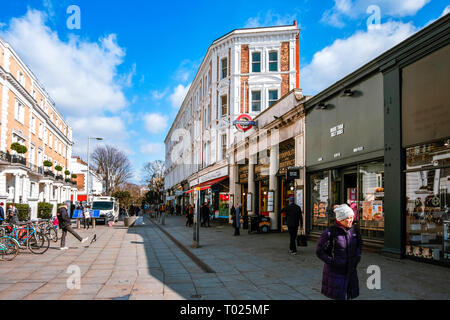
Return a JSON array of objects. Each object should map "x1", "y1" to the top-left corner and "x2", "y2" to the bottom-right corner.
[{"x1": 316, "y1": 204, "x2": 363, "y2": 300}]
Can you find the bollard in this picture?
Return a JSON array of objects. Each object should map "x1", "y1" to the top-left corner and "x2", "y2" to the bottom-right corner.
[
  {"x1": 92, "y1": 218, "x2": 96, "y2": 229},
  {"x1": 76, "y1": 218, "x2": 80, "y2": 229}
]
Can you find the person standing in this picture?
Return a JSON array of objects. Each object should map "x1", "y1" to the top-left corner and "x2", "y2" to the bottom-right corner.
[
  {"x1": 83, "y1": 205, "x2": 91, "y2": 229},
  {"x1": 200, "y1": 202, "x2": 208, "y2": 227},
  {"x1": 7, "y1": 204, "x2": 19, "y2": 225},
  {"x1": 57, "y1": 203, "x2": 88, "y2": 250},
  {"x1": 231, "y1": 203, "x2": 241, "y2": 236},
  {"x1": 205, "y1": 202, "x2": 211, "y2": 227},
  {"x1": 281, "y1": 197, "x2": 303, "y2": 256},
  {"x1": 316, "y1": 204, "x2": 363, "y2": 300},
  {"x1": 185, "y1": 204, "x2": 193, "y2": 227},
  {"x1": 0, "y1": 203, "x2": 4, "y2": 225}
]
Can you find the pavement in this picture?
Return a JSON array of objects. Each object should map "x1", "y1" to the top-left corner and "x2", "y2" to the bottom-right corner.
[{"x1": 0, "y1": 213, "x2": 449, "y2": 300}]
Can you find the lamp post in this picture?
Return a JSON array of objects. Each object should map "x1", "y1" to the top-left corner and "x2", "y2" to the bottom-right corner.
[{"x1": 87, "y1": 137, "x2": 103, "y2": 205}]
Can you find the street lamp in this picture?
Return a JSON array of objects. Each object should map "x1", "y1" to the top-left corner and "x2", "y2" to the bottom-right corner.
[{"x1": 87, "y1": 136, "x2": 103, "y2": 205}]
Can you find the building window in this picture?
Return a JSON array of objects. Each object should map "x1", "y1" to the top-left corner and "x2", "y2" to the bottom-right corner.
[
  {"x1": 39, "y1": 123, "x2": 43, "y2": 139},
  {"x1": 221, "y1": 134, "x2": 227, "y2": 160},
  {"x1": 252, "y1": 52, "x2": 261, "y2": 73},
  {"x1": 221, "y1": 58, "x2": 228, "y2": 80},
  {"x1": 14, "y1": 100, "x2": 25, "y2": 124},
  {"x1": 30, "y1": 116, "x2": 36, "y2": 134},
  {"x1": 268, "y1": 89, "x2": 278, "y2": 107},
  {"x1": 251, "y1": 90, "x2": 261, "y2": 112},
  {"x1": 221, "y1": 95, "x2": 228, "y2": 117},
  {"x1": 49, "y1": 133, "x2": 53, "y2": 148},
  {"x1": 268, "y1": 51, "x2": 278, "y2": 72}
]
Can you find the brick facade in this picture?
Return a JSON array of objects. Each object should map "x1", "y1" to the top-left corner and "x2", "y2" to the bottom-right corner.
[{"x1": 281, "y1": 41, "x2": 290, "y2": 96}]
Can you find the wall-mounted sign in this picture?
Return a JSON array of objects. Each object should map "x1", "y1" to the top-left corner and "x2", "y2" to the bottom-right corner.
[
  {"x1": 330, "y1": 124, "x2": 344, "y2": 137},
  {"x1": 353, "y1": 146, "x2": 364, "y2": 153},
  {"x1": 233, "y1": 114, "x2": 256, "y2": 132},
  {"x1": 267, "y1": 191, "x2": 274, "y2": 212},
  {"x1": 286, "y1": 167, "x2": 300, "y2": 181},
  {"x1": 247, "y1": 193, "x2": 252, "y2": 212}
]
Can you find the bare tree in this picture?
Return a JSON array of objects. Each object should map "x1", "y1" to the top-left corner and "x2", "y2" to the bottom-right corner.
[
  {"x1": 92, "y1": 145, "x2": 133, "y2": 195},
  {"x1": 142, "y1": 160, "x2": 166, "y2": 192}
]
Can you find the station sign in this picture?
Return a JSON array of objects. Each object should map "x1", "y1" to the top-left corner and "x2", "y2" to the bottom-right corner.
[{"x1": 233, "y1": 114, "x2": 256, "y2": 132}]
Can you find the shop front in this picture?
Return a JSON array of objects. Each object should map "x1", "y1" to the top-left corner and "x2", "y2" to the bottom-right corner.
[
  {"x1": 400, "y1": 42, "x2": 450, "y2": 264},
  {"x1": 188, "y1": 166, "x2": 230, "y2": 220},
  {"x1": 305, "y1": 70, "x2": 385, "y2": 244}
]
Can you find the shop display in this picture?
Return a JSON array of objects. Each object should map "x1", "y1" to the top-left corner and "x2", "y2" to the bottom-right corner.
[{"x1": 444, "y1": 220, "x2": 450, "y2": 260}]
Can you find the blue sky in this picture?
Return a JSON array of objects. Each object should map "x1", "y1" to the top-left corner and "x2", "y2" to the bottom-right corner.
[{"x1": 1, "y1": 0, "x2": 448, "y2": 184}]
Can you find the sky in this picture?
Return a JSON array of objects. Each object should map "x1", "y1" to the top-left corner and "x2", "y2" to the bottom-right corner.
[{"x1": 0, "y1": 0, "x2": 448, "y2": 184}]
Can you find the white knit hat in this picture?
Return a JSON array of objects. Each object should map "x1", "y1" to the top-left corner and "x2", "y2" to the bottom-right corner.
[{"x1": 334, "y1": 204, "x2": 354, "y2": 221}]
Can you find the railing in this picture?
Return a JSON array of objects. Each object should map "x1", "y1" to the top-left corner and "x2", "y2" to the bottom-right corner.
[
  {"x1": 44, "y1": 170, "x2": 55, "y2": 178},
  {"x1": 0, "y1": 151, "x2": 45, "y2": 176},
  {"x1": 56, "y1": 175, "x2": 64, "y2": 181}
]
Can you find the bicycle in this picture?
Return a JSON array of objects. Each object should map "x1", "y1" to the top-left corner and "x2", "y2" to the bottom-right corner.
[
  {"x1": 3, "y1": 222, "x2": 50, "y2": 254},
  {"x1": 0, "y1": 236, "x2": 19, "y2": 261},
  {"x1": 36, "y1": 219, "x2": 58, "y2": 243}
]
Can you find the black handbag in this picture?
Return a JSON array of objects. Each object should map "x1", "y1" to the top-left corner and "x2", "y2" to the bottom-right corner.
[{"x1": 297, "y1": 229, "x2": 308, "y2": 247}]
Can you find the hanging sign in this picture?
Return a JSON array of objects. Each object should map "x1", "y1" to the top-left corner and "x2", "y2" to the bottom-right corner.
[{"x1": 233, "y1": 114, "x2": 256, "y2": 132}]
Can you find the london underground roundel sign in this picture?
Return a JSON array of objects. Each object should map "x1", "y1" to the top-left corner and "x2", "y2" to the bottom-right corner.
[{"x1": 233, "y1": 114, "x2": 255, "y2": 132}]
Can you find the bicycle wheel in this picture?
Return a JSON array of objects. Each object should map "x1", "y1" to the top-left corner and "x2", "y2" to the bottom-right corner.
[
  {"x1": 48, "y1": 227, "x2": 58, "y2": 243},
  {"x1": 0, "y1": 237, "x2": 19, "y2": 261},
  {"x1": 27, "y1": 232, "x2": 50, "y2": 254}
]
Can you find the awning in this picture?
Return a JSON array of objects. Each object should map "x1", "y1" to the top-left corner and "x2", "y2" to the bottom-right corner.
[{"x1": 185, "y1": 176, "x2": 228, "y2": 193}]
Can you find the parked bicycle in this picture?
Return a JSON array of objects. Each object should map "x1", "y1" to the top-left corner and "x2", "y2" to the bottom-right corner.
[
  {"x1": 0, "y1": 236, "x2": 19, "y2": 261},
  {"x1": 36, "y1": 219, "x2": 58, "y2": 243},
  {"x1": 1, "y1": 221, "x2": 50, "y2": 254}
]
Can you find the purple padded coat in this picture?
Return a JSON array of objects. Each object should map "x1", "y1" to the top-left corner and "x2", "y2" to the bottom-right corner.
[{"x1": 316, "y1": 222, "x2": 363, "y2": 300}]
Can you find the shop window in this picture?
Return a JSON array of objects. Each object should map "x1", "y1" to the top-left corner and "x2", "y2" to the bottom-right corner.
[
  {"x1": 310, "y1": 171, "x2": 330, "y2": 233},
  {"x1": 405, "y1": 139, "x2": 450, "y2": 263},
  {"x1": 359, "y1": 163, "x2": 385, "y2": 241},
  {"x1": 252, "y1": 52, "x2": 261, "y2": 73}
]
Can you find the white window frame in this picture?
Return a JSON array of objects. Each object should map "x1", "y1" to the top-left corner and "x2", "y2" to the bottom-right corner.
[
  {"x1": 268, "y1": 88, "x2": 279, "y2": 108},
  {"x1": 14, "y1": 100, "x2": 25, "y2": 124},
  {"x1": 220, "y1": 95, "x2": 228, "y2": 117},
  {"x1": 268, "y1": 50, "x2": 279, "y2": 72},
  {"x1": 251, "y1": 51, "x2": 262, "y2": 73},
  {"x1": 251, "y1": 90, "x2": 262, "y2": 113},
  {"x1": 221, "y1": 57, "x2": 228, "y2": 80}
]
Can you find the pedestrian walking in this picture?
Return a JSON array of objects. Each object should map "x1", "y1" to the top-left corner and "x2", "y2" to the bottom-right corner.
[
  {"x1": 281, "y1": 197, "x2": 303, "y2": 256},
  {"x1": 200, "y1": 202, "x2": 209, "y2": 227},
  {"x1": 7, "y1": 204, "x2": 19, "y2": 225},
  {"x1": 160, "y1": 203, "x2": 166, "y2": 225},
  {"x1": 231, "y1": 203, "x2": 241, "y2": 236},
  {"x1": 57, "y1": 203, "x2": 88, "y2": 250},
  {"x1": 185, "y1": 204, "x2": 193, "y2": 227},
  {"x1": 205, "y1": 202, "x2": 211, "y2": 227},
  {"x1": 176, "y1": 204, "x2": 181, "y2": 216},
  {"x1": 316, "y1": 204, "x2": 363, "y2": 300},
  {"x1": 0, "y1": 202, "x2": 4, "y2": 225},
  {"x1": 83, "y1": 205, "x2": 91, "y2": 229}
]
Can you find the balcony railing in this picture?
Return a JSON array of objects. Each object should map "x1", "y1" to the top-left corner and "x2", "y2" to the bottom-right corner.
[
  {"x1": 44, "y1": 170, "x2": 55, "y2": 178},
  {"x1": 56, "y1": 175, "x2": 64, "y2": 181}
]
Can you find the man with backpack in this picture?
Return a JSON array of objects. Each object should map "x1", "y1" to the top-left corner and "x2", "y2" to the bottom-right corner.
[
  {"x1": 280, "y1": 197, "x2": 303, "y2": 256},
  {"x1": 316, "y1": 204, "x2": 363, "y2": 300}
]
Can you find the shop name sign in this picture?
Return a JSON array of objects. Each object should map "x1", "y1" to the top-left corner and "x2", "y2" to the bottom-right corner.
[
  {"x1": 198, "y1": 167, "x2": 228, "y2": 184},
  {"x1": 330, "y1": 124, "x2": 344, "y2": 137},
  {"x1": 233, "y1": 114, "x2": 256, "y2": 132}
]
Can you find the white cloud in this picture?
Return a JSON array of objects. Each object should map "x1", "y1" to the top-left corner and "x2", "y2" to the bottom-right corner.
[
  {"x1": 442, "y1": 5, "x2": 450, "y2": 17},
  {"x1": 0, "y1": 9, "x2": 128, "y2": 117},
  {"x1": 139, "y1": 142, "x2": 164, "y2": 155},
  {"x1": 143, "y1": 113, "x2": 169, "y2": 134},
  {"x1": 301, "y1": 21, "x2": 416, "y2": 94},
  {"x1": 169, "y1": 84, "x2": 190, "y2": 109},
  {"x1": 69, "y1": 115, "x2": 132, "y2": 157},
  {"x1": 151, "y1": 88, "x2": 169, "y2": 100},
  {"x1": 245, "y1": 11, "x2": 297, "y2": 28},
  {"x1": 322, "y1": 0, "x2": 431, "y2": 27}
]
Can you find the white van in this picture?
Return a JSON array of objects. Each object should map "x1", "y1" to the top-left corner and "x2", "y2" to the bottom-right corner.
[{"x1": 91, "y1": 196, "x2": 119, "y2": 224}]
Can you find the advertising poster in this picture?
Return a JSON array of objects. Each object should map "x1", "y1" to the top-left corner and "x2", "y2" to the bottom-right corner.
[
  {"x1": 372, "y1": 200, "x2": 384, "y2": 220},
  {"x1": 267, "y1": 191, "x2": 274, "y2": 212}
]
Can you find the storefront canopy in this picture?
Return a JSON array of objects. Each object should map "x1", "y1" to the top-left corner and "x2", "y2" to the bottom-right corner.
[{"x1": 185, "y1": 176, "x2": 228, "y2": 193}]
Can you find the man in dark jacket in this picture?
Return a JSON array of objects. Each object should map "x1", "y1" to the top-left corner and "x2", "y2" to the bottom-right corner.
[
  {"x1": 57, "y1": 203, "x2": 88, "y2": 250},
  {"x1": 281, "y1": 198, "x2": 303, "y2": 255},
  {"x1": 7, "y1": 204, "x2": 19, "y2": 225},
  {"x1": 316, "y1": 204, "x2": 362, "y2": 300},
  {"x1": 0, "y1": 203, "x2": 4, "y2": 225},
  {"x1": 200, "y1": 202, "x2": 211, "y2": 227}
]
